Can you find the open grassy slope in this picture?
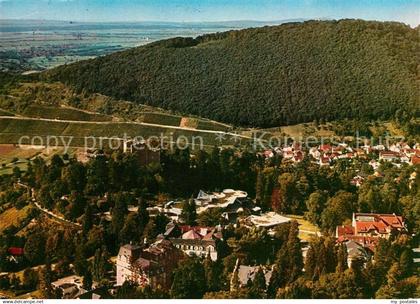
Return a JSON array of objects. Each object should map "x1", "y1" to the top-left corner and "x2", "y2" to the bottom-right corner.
[{"x1": 0, "y1": 81, "x2": 233, "y2": 132}]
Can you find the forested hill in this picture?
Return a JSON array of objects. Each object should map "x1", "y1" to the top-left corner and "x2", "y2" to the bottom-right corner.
[{"x1": 45, "y1": 19, "x2": 419, "y2": 127}]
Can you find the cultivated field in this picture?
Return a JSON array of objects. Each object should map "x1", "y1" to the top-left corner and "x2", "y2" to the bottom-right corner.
[
  {"x1": 23, "y1": 105, "x2": 113, "y2": 122},
  {"x1": 0, "y1": 117, "x2": 250, "y2": 149},
  {"x1": 0, "y1": 206, "x2": 30, "y2": 233},
  {"x1": 141, "y1": 112, "x2": 182, "y2": 126}
]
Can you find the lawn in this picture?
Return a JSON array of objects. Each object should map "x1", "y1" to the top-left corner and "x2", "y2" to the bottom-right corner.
[
  {"x1": 0, "y1": 145, "x2": 80, "y2": 176},
  {"x1": 286, "y1": 214, "x2": 321, "y2": 242},
  {"x1": 0, "y1": 162, "x2": 28, "y2": 176},
  {"x1": 0, "y1": 145, "x2": 46, "y2": 176}
]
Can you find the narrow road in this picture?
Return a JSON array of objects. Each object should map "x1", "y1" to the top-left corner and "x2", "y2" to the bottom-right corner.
[
  {"x1": 33, "y1": 200, "x2": 81, "y2": 227},
  {"x1": 16, "y1": 182, "x2": 81, "y2": 228}
]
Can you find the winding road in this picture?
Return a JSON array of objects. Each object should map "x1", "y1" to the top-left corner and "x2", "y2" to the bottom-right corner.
[{"x1": 16, "y1": 182, "x2": 81, "y2": 228}]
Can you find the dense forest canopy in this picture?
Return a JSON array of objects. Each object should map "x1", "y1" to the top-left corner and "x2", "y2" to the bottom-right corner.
[{"x1": 45, "y1": 19, "x2": 419, "y2": 127}]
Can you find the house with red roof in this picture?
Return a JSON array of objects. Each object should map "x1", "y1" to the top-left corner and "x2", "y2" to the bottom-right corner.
[
  {"x1": 336, "y1": 213, "x2": 406, "y2": 247},
  {"x1": 116, "y1": 239, "x2": 184, "y2": 289},
  {"x1": 8, "y1": 247, "x2": 24, "y2": 256},
  {"x1": 167, "y1": 225, "x2": 222, "y2": 261},
  {"x1": 411, "y1": 155, "x2": 420, "y2": 165},
  {"x1": 379, "y1": 151, "x2": 400, "y2": 162},
  {"x1": 319, "y1": 144, "x2": 332, "y2": 153}
]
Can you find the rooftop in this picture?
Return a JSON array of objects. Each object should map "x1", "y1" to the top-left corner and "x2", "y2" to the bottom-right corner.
[
  {"x1": 195, "y1": 189, "x2": 248, "y2": 214},
  {"x1": 245, "y1": 212, "x2": 291, "y2": 228}
]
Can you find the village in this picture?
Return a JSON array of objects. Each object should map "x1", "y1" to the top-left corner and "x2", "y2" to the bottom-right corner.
[{"x1": 0, "y1": 138, "x2": 418, "y2": 299}]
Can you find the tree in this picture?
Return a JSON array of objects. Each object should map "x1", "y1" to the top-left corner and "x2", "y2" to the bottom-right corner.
[
  {"x1": 204, "y1": 257, "x2": 224, "y2": 292},
  {"x1": 198, "y1": 208, "x2": 223, "y2": 227},
  {"x1": 85, "y1": 155, "x2": 109, "y2": 195},
  {"x1": 55, "y1": 257, "x2": 71, "y2": 278},
  {"x1": 22, "y1": 268, "x2": 39, "y2": 290},
  {"x1": 304, "y1": 244, "x2": 317, "y2": 280},
  {"x1": 255, "y1": 167, "x2": 279, "y2": 211},
  {"x1": 304, "y1": 236, "x2": 337, "y2": 280},
  {"x1": 369, "y1": 238, "x2": 393, "y2": 290},
  {"x1": 358, "y1": 184, "x2": 382, "y2": 213},
  {"x1": 82, "y1": 204, "x2": 94, "y2": 237},
  {"x1": 305, "y1": 191, "x2": 328, "y2": 226},
  {"x1": 38, "y1": 185, "x2": 54, "y2": 210},
  {"x1": 248, "y1": 267, "x2": 266, "y2": 298},
  {"x1": 49, "y1": 20, "x2": 418, "y2": 128},
  {"x1": 24, "y1": 231, "x2": 46, "y2": 265},
  {"x1": 116, "y1": 281, "x2": 139, "y2": 299},
  {"x1": 74, "y1": 244, "x2": 88, "y2": 276},
  {"x1": 230, "y1": 264, "x2": 240, "y2": 292},
  {"x1": 336, "y1": 243, "x2": 348, "y2": 273},
  {"x1": 10, "y1": 274, "x2": 21, "y2": 290},
  {"x1": 137, "y1": 199, "x2": 150, "y2": 233},
  {"x1": 171, "y1": 258, "x2": 206, "y2": 299},
  {"x1": 180, "y1": 199, "x2": 197, "y2": 226},
  {"x1": 12, "y1": 166, "x2": 21, "y2": 179},
  {"x1": 321, "y1": 191, "x2": 355, "y2": 232},
  {"x1": 276, "y1": 277, "x2": 312, "y2": 299},
  {"x1": 38, "y1": 259, "x2": 55, "y2": 299},
  {"x1": 153, "y1": 212, "x2": 169, "y2": 235},
  {"x1": 111, "y1": 193, "x2": 128, "y2": 238},
  {"x1": 276, "y1": 173, "x2": 298, "y2": 213},
  {"x1": 270, "y1": 221, "x2": 303, "y2": 290},
  {"x1": 120, "y1": 213, "x2": 142, "y2": 244},
  {"x1": 267, "y1": 266, "x2": 279, "y2": 298},
  {"x1": 398, "y1": 248, "x2": 413, "y2": 278},
  {"x1": 335, "y1": 269, "x2": 366, "y2": 299},
  {"x1": 375, "y1": 262, "x2": 402, "y2": 299},
  {"x1": 67, "y1": 191, "x2": 87, "y2": 220},
  {"x1": 83, "y1": 270, "x2": 93, "y2": 291},
  {"x1": 91, "y1": 247, "x2": 111, "y2": 282},
  {"x1": 62, "y1": 161, "x2": 86, "y2": 192},
  {"x1": 142, "y1": 218, "x2": 158, "y2": 243}
]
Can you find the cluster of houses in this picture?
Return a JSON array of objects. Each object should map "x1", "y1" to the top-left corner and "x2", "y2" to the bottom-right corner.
[
  {"x1": 164, "y1": 223, "x2": 222, "y2": 261},
  {"x1": 116, "y1": 239, "x2": 184, "y2": 289},
  {"x1": 261, "y1": 142, "x2": 420, "y2": 167},
  {"x1": 147, "y1": 189, "x2": 260, "y2": 223},
  {"x1": 115, "y1": 224, "x2": 222, "y2": 289},
  {"x1": 114, "y1": 189, "x2": 296, "y2": 290},
  {"x1": 4, "y1": 172, "x2": 416, "y2": 299},
  {"x1": 114, "y1": 207, "x2": 410, "y2": 291},
  {"x1": 336, "y1": 213, "x2": 407, "y2": 266}
]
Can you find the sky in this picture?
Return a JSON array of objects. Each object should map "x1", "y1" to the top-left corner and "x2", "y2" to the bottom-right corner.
[{"x1": 0, "y1": 0, "x2": 419, "y2": 26}]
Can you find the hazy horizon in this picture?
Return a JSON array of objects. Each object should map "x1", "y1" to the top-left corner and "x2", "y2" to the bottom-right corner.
[{"x1": 1, "y1": 0, "x2": 419, "y2": 26}]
